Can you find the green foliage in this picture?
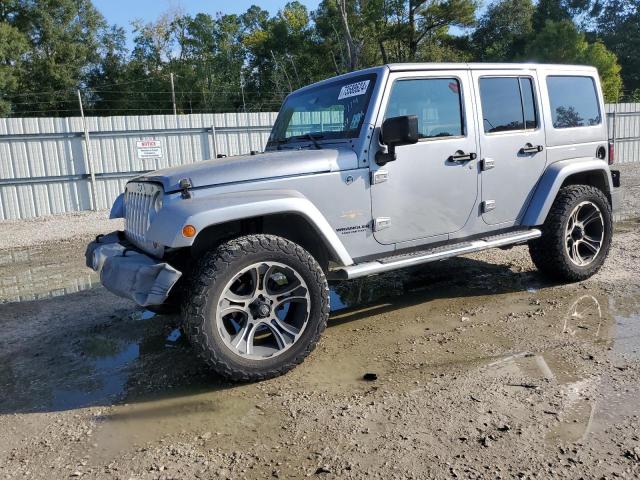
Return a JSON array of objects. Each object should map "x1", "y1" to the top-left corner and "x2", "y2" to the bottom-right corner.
[
  {"x1": 7, "y1": 0, "x2": 106, "y2": 115},
  {"x1": 523, "y1": 20, "x2": 622, "y2": 101},
  {"x1": 0, "y1": 22, "x2": 28, "y2": 115},
  {"x1": 472, "y1": 0, "x2": 534, "y2": 61},
  {"x1": 596, "y1": 0, "x2": 640, "y2": 93}
]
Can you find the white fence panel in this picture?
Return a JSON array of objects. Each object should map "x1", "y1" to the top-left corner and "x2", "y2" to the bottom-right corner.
[{"x1": 0, "y1": 112, "x2": 278, "y2": 220}]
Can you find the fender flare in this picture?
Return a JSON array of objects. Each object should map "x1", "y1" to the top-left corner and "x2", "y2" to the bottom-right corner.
[
  {"x1": 522, "y1": 158, "x2": 613, "y2": 226},
  {"x1": 146, "y1": 189, "x2": 354, "y2": 266}
]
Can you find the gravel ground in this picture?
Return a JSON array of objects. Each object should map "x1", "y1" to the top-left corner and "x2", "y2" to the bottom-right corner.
[
  {"x1": 0, "y1": 220, "x2": 639, "y2": 479},
  {"x1": 0, "y1": 210, "x2": 123, "y2": 249}
]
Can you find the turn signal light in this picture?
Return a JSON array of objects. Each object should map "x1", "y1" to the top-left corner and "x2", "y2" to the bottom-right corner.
[{"x1": 182, "y1": 225, "x2": 196, "y2": 238}]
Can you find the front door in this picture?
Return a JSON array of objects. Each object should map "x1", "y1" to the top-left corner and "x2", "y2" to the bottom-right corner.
[
  {"x1": 472, "y1": 71, "x2": 547, "y2": 225},
  {"x1": 370, "y1": 70, "x2": 479, "y2": 245}
]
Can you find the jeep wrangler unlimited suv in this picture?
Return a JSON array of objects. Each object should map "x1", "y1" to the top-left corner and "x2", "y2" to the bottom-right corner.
[{"x1": 87, "y1": 63, "x2": 621, "y2": 381}]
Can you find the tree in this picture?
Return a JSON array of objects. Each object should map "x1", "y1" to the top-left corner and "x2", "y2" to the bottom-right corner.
[
  {"x1": 242, "y1": 2, "x2": 328, "y2": 99},
  {"x1": 314, "y1": 0, "x2": 386, "y2": 72},
  {"x1": 523, "y1": 20, "x2": 622, "y2": 101},
  {"x1": 315, "y1": 0, "x2": 476, "y2": 71},
  {"x1": 7, "y1": 0, "x2": 106, "y2": 116},
  {"x1": 596, "y1": 0, "x2": 640, "y2": 93},
  {"x1": 86, "y1": 26, "x2": 130, "y2": 115},
  {"x1": 472, "y1": 0, "x2": 534, "y2": 61},
  {"x1": 0, "y1": 23, "x2": 28, "y2": 115}
]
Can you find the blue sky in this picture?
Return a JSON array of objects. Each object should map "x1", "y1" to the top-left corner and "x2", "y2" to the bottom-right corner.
[{"x1": 94, "y1": 0, "x2": 321, "y2": 41}]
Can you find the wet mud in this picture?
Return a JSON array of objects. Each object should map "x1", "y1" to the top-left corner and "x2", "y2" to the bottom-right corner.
[{"x1": 1, "y1": 222, "x2": 640, "y2": 478}]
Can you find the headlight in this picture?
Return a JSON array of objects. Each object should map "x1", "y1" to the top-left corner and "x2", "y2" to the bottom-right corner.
[{"x1": 153, "y1": 193, "x2": 163, "y2": 213}]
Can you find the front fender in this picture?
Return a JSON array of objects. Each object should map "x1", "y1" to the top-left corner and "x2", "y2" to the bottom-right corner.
[
  {"x1": 522, "y1": 158, "x2": 612, "y2": 226},
  {"x1": 146, "y1": 189, "x2": 354, "y2": 266}
]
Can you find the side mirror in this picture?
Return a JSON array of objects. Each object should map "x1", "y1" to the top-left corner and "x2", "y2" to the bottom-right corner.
[{"x1": 376, "y1": 115, "x2": 419, "y2": 165}]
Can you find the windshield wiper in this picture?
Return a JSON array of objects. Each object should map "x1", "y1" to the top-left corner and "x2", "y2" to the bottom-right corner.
[
  {"x1": 294, "y1": 133, "x2": 323, "y2": 149},
  {"x1": 270, "y1": 133, "x2": 325, "y2": 150}
]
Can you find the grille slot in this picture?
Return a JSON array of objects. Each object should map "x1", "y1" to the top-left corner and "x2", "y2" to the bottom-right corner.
[{"x1": 124, "y1": 182, "x2": 164, "y2": 257}]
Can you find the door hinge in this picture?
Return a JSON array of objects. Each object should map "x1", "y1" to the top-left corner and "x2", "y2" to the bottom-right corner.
[
  {"x1": 373, "y1": 217, "x2": 391, "y2": 231},
  {"x1": 371, "y1": 169, "x2": 389, "y2": 185},
  {"x1": 482, "y1": 200, "x2": 496, "y2": 213},
  {"x1": 481, "y1": 158, "x2": 495, "y2": 171}
]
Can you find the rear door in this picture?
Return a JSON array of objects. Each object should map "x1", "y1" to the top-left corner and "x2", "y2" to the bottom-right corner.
[{"x1": 472, "y1": 70, "x2": 547, "y2": 225}]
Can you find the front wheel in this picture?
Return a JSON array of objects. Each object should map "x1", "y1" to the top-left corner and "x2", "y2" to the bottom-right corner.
[
  {"x1": 529, "y1": 184, "x2": 613, "y2": 282},
  {"x1": 182, "y1": 234, "x2": 329, "y2": 381}
]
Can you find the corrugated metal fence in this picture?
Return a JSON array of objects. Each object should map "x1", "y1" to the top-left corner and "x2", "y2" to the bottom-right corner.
[
  {"x1": 606, "y1": 103, "x2": 640, "y2": 165},
  {"x1": 1, "y1": 105, "x2": 639, "y2": 221},
  {"x1": 0, "y1": 113, "x2": 277, "y2": 220}
]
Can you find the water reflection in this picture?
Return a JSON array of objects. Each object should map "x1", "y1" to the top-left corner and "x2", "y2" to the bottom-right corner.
[
  {"x1": 0, "y1": 247, "x2": 98, "y2": 303},
  {"x1": 484, "y1": 293, "x2": 640, "y2": 444}
]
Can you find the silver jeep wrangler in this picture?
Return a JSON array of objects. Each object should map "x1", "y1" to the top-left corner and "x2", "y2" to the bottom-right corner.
[{"x1": 87, "y1": 63, "x2": 621, "y2": 381}]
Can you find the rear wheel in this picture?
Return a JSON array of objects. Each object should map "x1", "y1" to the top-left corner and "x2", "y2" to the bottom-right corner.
[
  {"x1": 529, "y1": 185, "x2": 612, "y2": 282},
  {"x1": 182, "y1": 234, "x2": 329, "y2": 381}
]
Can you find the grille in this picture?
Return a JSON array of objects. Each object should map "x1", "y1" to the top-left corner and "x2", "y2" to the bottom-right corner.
[{"x1": 124, "y1": 182, "x2": 164, "y2": 257}]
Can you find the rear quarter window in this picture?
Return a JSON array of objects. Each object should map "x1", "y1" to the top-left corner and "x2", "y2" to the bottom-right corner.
[{"x1": 546, "y1": 76, "x2": 601, "y2": 129}]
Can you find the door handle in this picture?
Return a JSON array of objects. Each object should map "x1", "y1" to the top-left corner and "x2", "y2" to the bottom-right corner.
[
  {"x1": 449, "y1": 151, "x2": 477, "y2": 162},
  {"x1": 520, "y1": 144, "x2": 544, "y2": 154}
]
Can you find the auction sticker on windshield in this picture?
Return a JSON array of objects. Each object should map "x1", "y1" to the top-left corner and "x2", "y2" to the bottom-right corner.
[{"x1": 338, "y1": 80, "x2": 370, "y2": 100}]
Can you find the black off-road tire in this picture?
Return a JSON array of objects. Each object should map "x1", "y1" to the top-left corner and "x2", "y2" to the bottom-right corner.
[
  {"x1": 182, "y1": 234, "x2": 329, "y2": 381},
  {"x1": 529, "y1": 185, "x2": 613, "y2": 282}
]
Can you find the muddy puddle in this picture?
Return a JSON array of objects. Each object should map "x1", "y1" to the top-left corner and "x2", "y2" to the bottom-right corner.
[
  {"x1": 0, "y1": 244, "x2": 98, "y2": 303},
  {"x1": 2, "y1": 241, "x2": 640, "y2": 467}
]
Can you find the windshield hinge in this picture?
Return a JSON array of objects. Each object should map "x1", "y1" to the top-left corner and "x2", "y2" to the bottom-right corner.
[
  {"x1": 371, "y1": 169, "x2": 389, "y2": 185},
  {"x1": 373, "y1": 217, "x2": 391, "y2": 231}
]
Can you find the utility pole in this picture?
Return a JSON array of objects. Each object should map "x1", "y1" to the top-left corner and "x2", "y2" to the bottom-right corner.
[
  {"x1": 240, "y1": 71, "x2": 247, "y2": 113},
  {"x1": 77, "y1": 89, "x2": 98, "y2": 211},
  {"x1": 170, "y1": 72, "x2": 177, "y2": 116}
]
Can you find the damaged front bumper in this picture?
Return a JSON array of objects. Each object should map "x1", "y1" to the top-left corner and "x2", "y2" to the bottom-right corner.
[{"x1": 85, "y1": 232, "x2": 182, "y2": 307}]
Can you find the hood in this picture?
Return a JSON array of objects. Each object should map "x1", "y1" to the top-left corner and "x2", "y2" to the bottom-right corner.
[{"x1": 135, "y1": 147, "x2": 358, "y2": 192}]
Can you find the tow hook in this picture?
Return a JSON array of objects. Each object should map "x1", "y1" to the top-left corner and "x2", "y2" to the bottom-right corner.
[{"x1": 179, "y1": 178, "x2": 192, "y2": 199}]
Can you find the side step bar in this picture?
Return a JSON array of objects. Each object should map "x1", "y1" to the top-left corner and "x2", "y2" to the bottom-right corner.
[{"x1": 334, "y1": 229, "x2": 542, "y2": 280}]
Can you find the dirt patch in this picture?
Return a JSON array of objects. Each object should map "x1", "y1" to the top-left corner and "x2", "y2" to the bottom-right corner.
[
  {"x1": 0, "y1": 210, "x2": 122, "y2": 250},
  {"x1": 1, "y1": 223, "x2": 640, "y2": 478}
]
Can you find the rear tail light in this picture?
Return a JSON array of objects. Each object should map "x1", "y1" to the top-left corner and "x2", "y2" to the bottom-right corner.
[{"x1": 608, "y1": 141, "x2": 615, "y2": 165}]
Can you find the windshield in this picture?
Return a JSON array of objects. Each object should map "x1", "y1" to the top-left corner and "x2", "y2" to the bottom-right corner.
[{"x1": 267, "y1": 73, "x2": 377, "y2": 146}]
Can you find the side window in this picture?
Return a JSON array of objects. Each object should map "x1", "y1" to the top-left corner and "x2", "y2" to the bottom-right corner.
[
  {"x1": 479, "y1": 76, "x2": 538, "y2": 133},
  {"x1": 547, "y1": 76, "x2": 601, "y2": 128},
  {"x1": 384, "y1": 78, "x2": 464, "y2": 139}
]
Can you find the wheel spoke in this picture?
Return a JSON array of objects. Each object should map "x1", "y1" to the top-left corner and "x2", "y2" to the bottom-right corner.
[
  {"x1": 274, "y1": 294, "x2": 308, "y2": 311},
  {"x1": 580, "y1": 237, "x2": 600, "y2": 254},
  {"x1": 219, "y1": 305, "x2": 249, "y2": 317},
  {"x1": 581, "y1": 208, "x2": 601, "y2": 227},
  {"x1": 272, "y1": 280, "x2": 302, "y2": 297},
  {"x1": 570, "y1": 208, "x2": 580, "y2": 228},
  {"x1": 271, "y1": 316, "x2": 301, "y2": 338},
  {"x1": 267, "y1": 319, "x2": 295, "y2": 349},
  {"x1": 231, "y1": 322, "x2": 254, "y2": 355},
  {"x1": 583, "y1": 232, "x2": 602, "y2": 244},
  {"x1": 223, "y1": 291, "x2": 251, "y2": 304},
  {"x1": 571, "y1": 241, "x2": 583, "y2": 265}
]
